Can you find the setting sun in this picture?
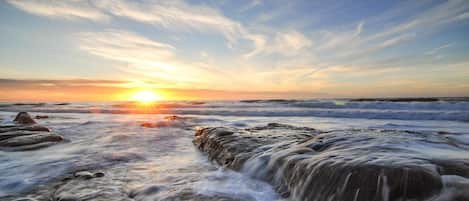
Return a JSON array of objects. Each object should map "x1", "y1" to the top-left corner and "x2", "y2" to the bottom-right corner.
[{"x1": 131, "y1": 90, "x2": 162, "y2": 103}]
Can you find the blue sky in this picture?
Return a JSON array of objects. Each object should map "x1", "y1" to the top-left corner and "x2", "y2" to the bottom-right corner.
[{"x1": 1, "y1": 0, "x2": 468, "y2": 100}]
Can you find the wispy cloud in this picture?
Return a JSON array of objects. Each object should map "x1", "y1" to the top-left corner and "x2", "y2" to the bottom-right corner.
[
  {"x1": 0, "y1": 78, "x2": 125, "y2": 87},
  {"x1": 245, "y1": 30, "x2": 312, "y2": 57},
  {"x1": 78, "y1": 30, "x2": 175, "y2": 65},
  {"x1": 95, "y1": 0, "x2": 248, "y2": 44},
  {"x1": 239, "y1": 0, "x2": 263, "y2": 12},
  {"x1": 425, "y1": 43, "x2": 453, "y2": 55},
  {"x1": 93, "y1": 0, "x2": 278, "y2": 58},
  {"x1": 6, "y1": 0, "x2": 109, "y2": 21},
  {"x1": 6, "y1": 0, "x2": 271, "y2": 57},
  {"x1": 76, "y1": 29, "x2": 231, "y2": 89}
]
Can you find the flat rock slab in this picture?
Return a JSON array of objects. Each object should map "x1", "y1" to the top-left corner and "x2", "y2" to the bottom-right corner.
[
  {"x1": 193, "y1": 124, "x2": 469, "y2": 201},
  {"x1": 7, "y1": 169, "x2": 248, "y2": 201},
  {"x1": 0, "y1": 112, "x2": 64, "y2": 151}
]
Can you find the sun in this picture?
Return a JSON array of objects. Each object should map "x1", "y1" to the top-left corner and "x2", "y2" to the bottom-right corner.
[{"x1": 131, "y1": 90, "x2": 162, "y2": 103}]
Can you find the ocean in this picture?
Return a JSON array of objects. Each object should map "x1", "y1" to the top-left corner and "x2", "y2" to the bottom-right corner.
[{"x1": 1, "y1": 98, "x2": 469, "y2": 200}]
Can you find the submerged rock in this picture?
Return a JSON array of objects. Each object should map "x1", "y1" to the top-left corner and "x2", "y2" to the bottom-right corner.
[
  {"x1": 0, "y1": 112, "x2": 64, "y2": 151},
  {"x1": 193, "y1": 124, "x2": 469, "y2": 201}
]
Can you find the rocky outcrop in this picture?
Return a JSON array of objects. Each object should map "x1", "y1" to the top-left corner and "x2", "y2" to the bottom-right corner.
[
  {"x1": 13, "y1": 112, "x2": 37, "y2": 124},
  {"x1": 0, "y1": 112, "x2": 64, "y2": 151},
  {"x1": 193, "y1": 123, "x2": 469, "y2": 201}
]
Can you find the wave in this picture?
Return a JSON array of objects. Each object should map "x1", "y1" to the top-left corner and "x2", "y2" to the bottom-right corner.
[
  {"x1": 0, "y1": 107, "x2": 468, "y2": 121},
  {"x1": 1, "y1": 100, "x2": 469, "y2": 121},
  {"x1": 289, "y1": 100, "x2": 469, "y2": 111}
]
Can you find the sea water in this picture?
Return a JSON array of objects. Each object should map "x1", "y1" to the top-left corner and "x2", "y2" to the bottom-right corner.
[{"x1": 0, "y1": 99, "x2": 468, "y2": 200}]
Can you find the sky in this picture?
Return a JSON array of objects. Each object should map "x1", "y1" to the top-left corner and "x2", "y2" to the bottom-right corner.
[{"x1": 0, "y1": 0, "x2": 469, "y2": 101}]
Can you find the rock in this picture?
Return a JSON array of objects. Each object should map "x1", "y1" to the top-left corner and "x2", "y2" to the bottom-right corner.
[
  {"x1": 35, "y1": 115, "x2": 49, "y2": 119},
  {"x1": 94, "y1": 172, "x2": 105, "y2": 178},
  {"x1": 141, "y1": 122, "x2": 156, "y2": 128},
  {"x1": 0, "y1": 125, "x2": 50, "y2": 134},
  {"x1": 128, "y1": 185, "x2": 162, "y2": 199},
  {"x1": 193, "y1": 124, "x2": 469, "y2": 201},
  {"x1": 140, "y1": 115, "x2": 193, "y2": 129},
  {"x1": 53, "y1": 171, "x2": 132, "y2": 201},
  {"x1": 13, "y1": 112, "x2": 37, "y2": 124},
  {"x1": 164, "y1": 115, "x2": 192, "y2": 121},
  {"x1": 0, "y1": 112, "x2": 64, "y2": 151},
  {"x1": 74, "y1": 171, "x2": 105, "y2": 180},
  {"x1": 0, "y1": 132, "x2": 62, "y2": 147}
]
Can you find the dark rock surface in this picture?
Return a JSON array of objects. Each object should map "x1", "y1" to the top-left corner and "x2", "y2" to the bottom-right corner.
[
  {"x1": 13, "y1": 112, "x2": 37, "y2": 124},
  {"x1": 35, "y1": 115, "x2": 49, "y2": 119},
  {"x1": 140, "y1": 115, "x2": 195, "y2": 129},
  {"x1": 0, "y1": 112, "x2": 64, "y2": 151},
  {"x1": 193, "y1": 124, "x2": 469, "y2": 201}
]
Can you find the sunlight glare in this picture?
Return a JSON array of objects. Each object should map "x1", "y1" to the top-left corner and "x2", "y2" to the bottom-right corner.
[{"x1": 131, "y1": 90, "x2": 162, "y2": 103}]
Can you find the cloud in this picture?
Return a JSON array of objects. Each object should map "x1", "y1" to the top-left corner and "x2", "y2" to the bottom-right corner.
[
  {"x1": 239, "y1": 0, "x2": 263, "y2": 12},
  {"x1": 94, "y1": 0, "x2": 262, "y2": 50},
  {"x1": 275, "y1": 31, "x2": 313, "y2": 52},
  {"x1": 6, "y1": 0, "x2": 109, "y2": 21},
  {"x1": 245, "y1": 30, "x2": 312, "y2": 57},
  {"x1": 0, "y1": 78, "x2": 125, "y2": 87},
  {"x1": 7, "y1": 0, "x2": 312, "y2": 58},
  {"x1": 425, "y1": 43, "x2": 453, "y2": 55},
  {"x1": 317, "y1": 21, "x2": 363, "y2": 51},
  {"x1": 77, "y1": 30, "x2": 175, "y2": 65},
  {"x1": 314, "y1": 0, "x2": 468, "y2": 62},
  {"x1": 76, "y1": 29, "x2": 232, "y2": 89},
  {"x1": 368, "y1": 0, "x2": 469, "y2": 40},
  {"x1": 376, "y1": 32, "x2": 416, "y2": 49},
  {"x1": 455, "y1": 12, "x2": 469, "y2": 20}
]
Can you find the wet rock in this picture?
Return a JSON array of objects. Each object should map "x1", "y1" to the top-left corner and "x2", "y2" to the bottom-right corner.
[
  {"x1": 10, "y1": 198, "x2": 39, "y2": 201},
  {"x1": 0, "y1": 132, "x2": 62, "y2": 147},
  {"x1": 141, "y1": 122, "x2": 157, "y2": 128},
  {"x1": 193, "y1": 124, "x2": 469, "y2": 201},
  {"x1": 94, "y1": 172, "x2": 105, "y2": 178},
  {"x1": 189, "y1": 101, "x2": 205, "y2": 105},
  {"x1": 35, "y1": 115, "x2": 49, "y2": 119},
  {"x1": 140, "y1": 115, "x2": 193, "y2": 129},
  {"x1": 13, "y1": 112, "x2": 36, "y2": 124},
  {"x1": 194, "y1": 125, "x2": 318, "y2": 170},
  {"x1": 156, "y1": 188, "x2": 248, "y2": 201},
  {"x1": 54, "y1": 171, "x2": 132, "y2": 201},
  {"x1": 74, "y1": 171, "x2": 105, "y2": 180},
  {"x1": 129, "y1": 185, "x2": 162, "y2": 199},
  {"x1": 0, "y1": 112, "x2": 64, "y2": 151},
  {"x1": 0, "y1": 125, "x2": 50, "y2": 134},
  {"x1": 164, "y1": 115, "x2": 192, "y2": 121}
]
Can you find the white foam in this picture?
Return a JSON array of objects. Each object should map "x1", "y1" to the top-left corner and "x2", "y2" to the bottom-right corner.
[{"x1": 192, "y1": 168, "x2": 284, "y2": 201}]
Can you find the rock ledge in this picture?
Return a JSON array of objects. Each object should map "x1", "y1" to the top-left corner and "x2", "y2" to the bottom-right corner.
[{"x1": 193, "y1": 124, "x2": 469, "y2": 201}]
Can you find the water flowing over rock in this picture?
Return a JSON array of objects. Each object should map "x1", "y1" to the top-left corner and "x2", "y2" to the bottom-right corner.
[
  {"x1": 0, "y1": 112, "x2": 64, "y2": 151},
  {"x1": 193, "y1": 123, "x2": 469, "y2": 201}
]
